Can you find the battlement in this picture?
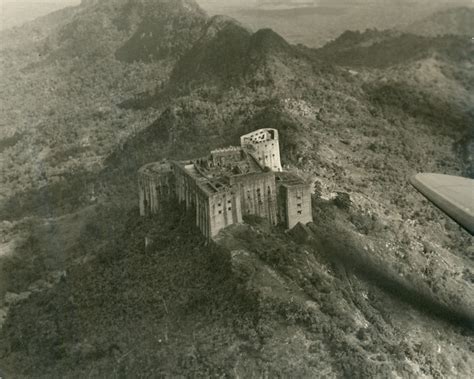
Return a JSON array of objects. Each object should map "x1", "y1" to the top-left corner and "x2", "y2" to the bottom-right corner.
[
  {"x1": 138, "y1": 129, "x2": 311, "y2": 239},
  {"x1": 211, "y1": 146, "x2": 242, "y2": 154},
  {"x1": 138, "y1": 161, "x2": 172, "y2": 178},
  {"x1": 241, "y1": 128, "x2": 279, "y2": 144}
]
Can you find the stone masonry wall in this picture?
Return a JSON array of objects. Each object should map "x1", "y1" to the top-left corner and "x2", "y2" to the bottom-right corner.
[
  {"x1": 240, "y1": 129, "x2": 282, "y2": 172},
  {"x1": 138, "y1": 167, "x2": 173, "y2": 217},
  {"x1": 172, "y1": 163, "x2": 213, "y2": 239},
  {"x1": 138, "y1": 129, "x2": 313, "y2": 240},
  {"x1": 282, "y1": 183, "x2": 313, "y2": 229},
  {"x1": 231, "y1": 171, "x2": 278, "y2": 225},
  {"x1": 209, "y1": 190, "x2": 242, "y2": 238}
]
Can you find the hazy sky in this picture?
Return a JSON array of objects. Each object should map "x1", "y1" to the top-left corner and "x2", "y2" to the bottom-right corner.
[{"x1": 0, "y1": 0, "x2": 79, "y2": 4}]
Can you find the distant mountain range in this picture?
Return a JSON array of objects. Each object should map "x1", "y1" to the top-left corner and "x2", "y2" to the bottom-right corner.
[
  {"x1": 210, "y1": 2, "x2": 472, "y2": 47},
  {"x1": 0, "y1": 1, "x2": 79, "y2": 30},
  {"x1": 312, "y1": 28, "x2": 473, "y2": 68},
  {"x1": 405, "y1": 6, "x2": 474, "y2": 37}
]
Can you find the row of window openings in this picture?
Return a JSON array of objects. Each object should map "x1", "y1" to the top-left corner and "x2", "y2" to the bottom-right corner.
[
  {"x1": 293, "y1": 196, "x2": 302, "y2": 215},
  {"x1": 250, "y1": 133, "x2": 271, "y2": 140},
  {"x1": 297, "y1": 200, "x2": 303, "y2": 214},
  {"x1": 214, "y1": 189, "x2": 275, "y2": 214},
  {"x1": 215, "y1": 199, "x2": 232, "y2": 215},
  {"x1": 216, "y1": 200, "x2": 302, "y2": 215},
  {"x1": 247, "y1": 187, "x2": 271, "y2": 199},
  {"x1": 249, "y1": 134, "x2": 275, "y2": 146},
  {"x1": 258, "y1": 154, "x2": 276, "y2": 161}
]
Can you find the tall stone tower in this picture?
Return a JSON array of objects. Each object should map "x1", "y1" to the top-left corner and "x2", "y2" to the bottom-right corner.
[
  {"x1": 138, "y1": 161, "x2": 173, "y2": 217},
  {"x1": 240, "y1": 128, "x2": 282, "y2": 172}
]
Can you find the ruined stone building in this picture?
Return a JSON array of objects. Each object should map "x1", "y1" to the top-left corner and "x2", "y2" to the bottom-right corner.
[{"x1": 138, "y1": 128, "x2": 312, "y2": 239}]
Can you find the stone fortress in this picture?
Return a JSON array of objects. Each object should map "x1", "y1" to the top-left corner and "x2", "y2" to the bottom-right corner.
[{"x1": 138, "y1": 129, "x2": 313, "y2": 240}]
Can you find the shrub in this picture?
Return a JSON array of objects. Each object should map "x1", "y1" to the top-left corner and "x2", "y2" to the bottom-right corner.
[{"x1": 333, "y1": 192, "x2": 351, "y2": 210}]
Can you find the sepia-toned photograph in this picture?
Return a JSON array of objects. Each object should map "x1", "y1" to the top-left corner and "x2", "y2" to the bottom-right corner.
[{"x1": 0, "y1": 0, "x2": 473, "y2": 377}]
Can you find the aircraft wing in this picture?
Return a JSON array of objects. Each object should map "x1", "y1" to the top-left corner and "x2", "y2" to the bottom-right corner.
[{"x1": 410, "y1": 173, "x2": 474, "y2": 235}]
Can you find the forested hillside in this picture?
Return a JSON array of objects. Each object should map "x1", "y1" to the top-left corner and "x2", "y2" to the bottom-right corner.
[
  {"x1": 0, "y1": 0, "x2": 206, "y2": 202},
  {"x1": 0, "y1": 1, "x2": 472, "y2": 377}
]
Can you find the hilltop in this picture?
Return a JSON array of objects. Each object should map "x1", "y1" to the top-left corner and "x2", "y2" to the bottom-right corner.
[
  {"x1": 39, "y1": 0, "x2": 207, "y2": 62},
  {"x1": 0, "y1": 1, "x2": 473, "y2": 377},
  {"x1": 310, "y1": 29, "x2": 473, "y2": 68},
  {"x1": 168, "y1": 16, "x2": 305, "y2": 91}
]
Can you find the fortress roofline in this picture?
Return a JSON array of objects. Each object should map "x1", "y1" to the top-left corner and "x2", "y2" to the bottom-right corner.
[
  {"x1": 276, "y1": 171, "x2": 309, "y2": 186},
  {"x1": 138, "y1": 128, "x2": 311, "y2": 238},
  {"x1": 138, "y1": 160, "x2": 172, "y2": 176},
  {"x1": 211, "y1": 146, "x2": 242, "y2": 154},
  {"x1": 241, "y1": 128, "x2": 279, "y2": 135}
]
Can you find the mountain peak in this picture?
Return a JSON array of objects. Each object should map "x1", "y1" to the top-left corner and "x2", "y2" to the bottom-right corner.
[
  {"x1": 250, "y1": 28, "x2": 292, "y2": 54},
  {"x1": 197, "y1": 15, "x2": 252, "y2": 45},
  {"x1": 168, "y1": 15, "x2": 252, "y2": 87},
  {"x1": 167, "y1": 15, "x2": 307, "y2": 94},
  {"x1": 41, "y1": 0, "x2": 207, "y2": 62},
  {"x1": 114, "y1": 0, "x2": 208, "y2": 62},
  {"x1": 80, "y1": 0, "x2": 200, "y2": 7}
]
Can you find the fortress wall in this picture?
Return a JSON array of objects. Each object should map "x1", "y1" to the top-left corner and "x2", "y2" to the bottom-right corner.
[
  {"x1": 172, "y1": 163, "x2": 199, "y2": 209},
  {"x1": 281, "y1": 183, "x2": 313, "y2": 229},
  {"x1": 250, "y1": 140, "x2": 282, "y2": 172},
  {"x1": 138, "y1": 128, "x2": 312, "y2": 239},
  {"x1": 231, "y1": 172, "x2": 278, "y2": 225},
  {"x1": 210, "y1": 148, "x2": 243, "y2": 167},
  {"x1": 172, "y1": 161, "x2": 246, "y2": 239},
  {"x1": 277, "y1": 185, "x2": 288, "y2": 227},
  {"x1": 138, "y1": 170, "x2": 173, "y2": 216},
  {"x1": 171, "y1": 162, "x2": 215, "y2": 239},
  {"x1": 209, "y1": 190, "x2": 243, "y2": 238},
  {"x1": 195, "y1": 190, "x2": 211, "y2": 239}
]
